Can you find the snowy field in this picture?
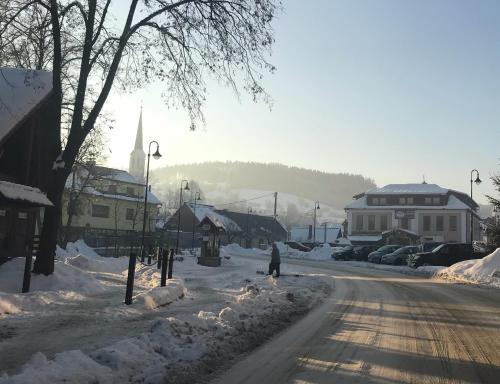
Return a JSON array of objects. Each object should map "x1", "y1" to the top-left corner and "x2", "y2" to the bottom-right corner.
[{"x1": 0, "y1": 242, "x2": 332, "y2": 383}]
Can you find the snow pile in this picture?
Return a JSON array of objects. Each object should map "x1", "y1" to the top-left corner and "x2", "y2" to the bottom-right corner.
[
  {"x1": 220, "y1": 243, "x2": 266, "y2": 258},
  {"x1": 135, "y1": 279, "x2": 186, "y2": 309},
  {"x1": 274, "y1": 242, "x2": 333, "y2": 261},
  {"x1": 436, "y1": 248, "x2": 500, "y2": 287},
  {"x1": 2, "y1": 275, "x2": 331, "y2": 384}
]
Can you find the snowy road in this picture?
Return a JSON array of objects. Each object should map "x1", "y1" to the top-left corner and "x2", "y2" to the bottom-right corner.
[{"x1": 212, "y1": 256, "x2": 500, "y2": 384}]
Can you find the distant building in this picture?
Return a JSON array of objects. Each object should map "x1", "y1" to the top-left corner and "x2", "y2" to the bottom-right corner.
[
  {"x1": 344, "y1": 183, "x2": 480, "y2": 245},
  {"x1": 0, "y1": 67, "x2": 54, "y2": 261},
  {"x1": 165, "y1": 203, "x2": 287, "y2": 249},
  {"x1": 290, "y1": 224, "x2": 342, "y2": 243}
]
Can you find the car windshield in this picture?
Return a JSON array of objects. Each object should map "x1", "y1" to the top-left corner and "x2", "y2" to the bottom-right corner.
[
  {"x1": 378, "y1": 246, "x2": 392, "y2": 252},
  {"x1": 432, "y1": 244, "x2": 446, "y2": 253}
]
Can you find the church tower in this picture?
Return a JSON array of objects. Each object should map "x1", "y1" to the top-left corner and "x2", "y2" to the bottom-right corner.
[{"x1": 129, "y1": 108, "x2": 146, "y2": 183}]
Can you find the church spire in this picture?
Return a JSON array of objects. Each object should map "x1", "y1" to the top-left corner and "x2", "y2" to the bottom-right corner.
[
  {"x1": 134, "y1": 106, "x2": 144, "y2": 150},
  {"x1": 129, "y1": 107, "x2": 146, "y2": 183}
]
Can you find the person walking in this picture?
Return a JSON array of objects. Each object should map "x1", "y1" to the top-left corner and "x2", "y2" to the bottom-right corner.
[{"x1": 268, "y1": 243, "x2": 281, "y2": 277}]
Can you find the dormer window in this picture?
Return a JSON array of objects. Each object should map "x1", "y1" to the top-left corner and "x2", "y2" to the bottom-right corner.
[
  {"x1": 380, "y1": 197, "x2": 386, "y2": 205},
  {"x1": 372, "y1": 197, "x2": 379, "y2": 205},
  {"x1": 425, "y1": 197, "x2": 432, "y2": 204},
  {"x1": 432, "y1": 197, "x2": 440, "y2": 205},
  {"x1": 407, "y1": 197, "x2": 414, "y2": 205},
  {"x1": 399, "y1": 197, "x2": 405, "y2": 205}
]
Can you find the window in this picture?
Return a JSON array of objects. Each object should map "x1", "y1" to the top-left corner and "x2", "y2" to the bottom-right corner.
[
  {"x1": 380, "y1": 215, "x2": 389, "y2": 231},
  {"x1": 436, "y1": 216, "x2": 444, "y2": 231},
  {"x1": 356, "y1": 215, "x2": 364, "y2": 231},
  {"x1": 432, "y1": 197, "x2": 440, "y2": 205},
  {"x1": 92, "y1": 204, "x2": 110, "y2": 218},
  {"x1": 108, "y1": 185, "x2": 117, "y2": 193},
  {"x1": 425, "y1": 197, "x2": 432, "y2": 205},
  {"x1": 406, "y1": 197, "x2": 414, "y2": 205},
  {"x1": 449, "y1": 216, "x2": 457, "y2": 231},
  {"x1": 380, "y1": 197, "x2": 387, "y2": 205},
  {"x1": 126, "y1": 208, "x2": 135, "y2": 220},
  {"x1": 126, "y1": 187, "x2": 135, "y2": 196},
  {"x1": 372, "y1": 197, "x2": 379, "y2": 205},
  {"x1": 368, "y1": 215, "x2": 375, "y2": 230},
  {"x1": 399, "y1": 197, "x2": 406, "y2": 205},
  {"x1": 423, "y1": 216, "x2": 431, "y2": 231}
]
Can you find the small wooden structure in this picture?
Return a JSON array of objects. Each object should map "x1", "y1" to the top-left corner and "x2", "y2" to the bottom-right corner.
[{"x1": 198, "y1": 216, "x2": 223, "y2": 267}]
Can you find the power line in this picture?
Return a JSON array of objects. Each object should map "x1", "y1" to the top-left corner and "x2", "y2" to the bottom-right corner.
[{"x1": 216, "y1": 192, "x2": 276, "y2": 208}]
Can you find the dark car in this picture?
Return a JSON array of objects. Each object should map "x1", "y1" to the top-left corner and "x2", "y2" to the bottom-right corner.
[
  {"x1": 408, "y1": 243, "x2": 474, "y2": 268},
  {"x1": 353, "y1": 245, "x2": 377, "y2": 261},
  {"x1": 367, "y1": 245, "x2": 401, "y2": 263},
  {"x1": 419, "y1": 242, "x2": 443, "y2": 253},
  {"x1": 380, "y1": 245, "x2": 420, "y2": 265},
  {"x1": 285, "y1": 241, "x2": 311, "y2": 252},
  {"x1": 332, "y1": 246, "x2": 355, "y2": 260}
]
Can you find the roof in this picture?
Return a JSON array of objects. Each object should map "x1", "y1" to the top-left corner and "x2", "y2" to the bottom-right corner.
[
  {"x1": 216, "y1": 209, "x2": 288, "y2": 236},
  {"x1": 0, "y1": 181, "x2": 53, "y2": 207},
  {"x1": 199, "y1": 211, "x2": 242, "y2": 232},
  {"x1": 366, "y1": 184, "x2": 448, "y2": 195},
  {"x1": 290, "y1": 225, "x2": 342, "y2": 242},
  {"x1": 347, "y1": 235, "x2": 382, "y2": 243},
  {"x1": 185, "y1": 202, "x2": 217, "y2": 222},
  {"x1": 345, "y1": 192, "x2": 478, "y2": 214},
  {"x1": 65, "y1": 166, "x2": 161, "y2": 205},
  {"x1": 0, "y1": 68, "x2": 52, "y2": 145}
]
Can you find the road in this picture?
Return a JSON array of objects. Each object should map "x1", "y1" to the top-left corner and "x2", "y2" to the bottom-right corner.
[{"x1": 211, "y1": 256, "x2": 500, "y2": 384}]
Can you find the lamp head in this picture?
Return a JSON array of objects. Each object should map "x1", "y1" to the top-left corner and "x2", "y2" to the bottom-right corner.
[
  {"x1": 184, "y1": 182, "x2": 190, "y2": 191},
  {"x1": 474, "y1": 176, "x2": 482, "y2": 185},
  {"x1": 152, "y1": 148, "x2": 162, "y2": 160},
  {"x1": 316, "y1": 203, "x2": 320, "y2": 210}
]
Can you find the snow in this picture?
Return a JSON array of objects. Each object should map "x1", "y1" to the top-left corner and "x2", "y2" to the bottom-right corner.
[
  {"x1": 0, "y1": 181, "x2": 52, "y2": 206},
  {"x1": 186, "y1": 203, "x2": 242, "y2": 232},
  {"x1": 290, "y1": 225, "x2": 342, "y2": 243},
  {"x1": 436, "y1": 248, "x2": 500, "y2": 287},
  {"x1": 367, "y1": 183, "x2": 449, "y2": 195},
  {"x1": 348, "y1": 234, "x2": 382, "y2": 242},
  {"x1": 0, "y1": 67, "x2": 52, "y2": 143},
  {"x1": 0, "y1": 241, "x2": 332, "y2": 382}
]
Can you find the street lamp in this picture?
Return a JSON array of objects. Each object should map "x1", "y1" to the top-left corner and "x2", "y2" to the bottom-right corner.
[
  {"x1": 246, "y1": 207, "x2": 253, "y2": 248},
  {"x1": 313, "y1": 202, "x2": 320, "y2": 243},
  {"x1": 191, "y1": 191, "x2": 201, "y2": 255},
  {"x1": 140, "y1": 141, "x2": 161, "y2": 262},
  {"x1": 470, "y1": 169, "x2": 481, "y2": 244},
  {"x1": 175, "y1": 180, "x2": 190, "y2": 253}
]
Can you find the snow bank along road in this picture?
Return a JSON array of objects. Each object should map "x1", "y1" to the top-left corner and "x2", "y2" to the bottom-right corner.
[{"x1": 212, "y1": 255, "x2": 500, "y2": 384}]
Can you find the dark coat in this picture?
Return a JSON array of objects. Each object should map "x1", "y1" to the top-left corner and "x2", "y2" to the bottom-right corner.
[{"x1": 271, "y1": 246, "x2": 281, "y2": 263}]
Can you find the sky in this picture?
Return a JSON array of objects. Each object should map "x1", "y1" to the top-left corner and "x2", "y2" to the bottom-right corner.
[{"x1": 105, "y1": 0, "x2": 500, "y2": 204}]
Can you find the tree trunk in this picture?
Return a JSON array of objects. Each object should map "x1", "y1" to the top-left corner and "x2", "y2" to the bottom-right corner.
[{"x1": 33, "y1": 171, "x2": 67, "y2": 275}]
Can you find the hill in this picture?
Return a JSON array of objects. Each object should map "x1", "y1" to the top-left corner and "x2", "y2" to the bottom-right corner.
[{"x1": 150, "y1": 162, "x2": 376, "y2": 225}]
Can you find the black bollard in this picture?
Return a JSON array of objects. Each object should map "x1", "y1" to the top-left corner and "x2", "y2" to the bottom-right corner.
[
  {"x1": 157, "y1": 247, "x2": 163, "y2": 269},
  {"x1": 22, "y1": 252, "x2": 33, "y2": 293},
  {"x1": 147, "y1": 245, "x2": 152, "y2": 265},
  {"x1": 125, "y1": 252, "x2": 137, "y2": 305},
  {"x1": 160, "y1": 249, "x2": 168, "y2": 287},
  {"x1": 167, "y1": 248, "x2": 174, "y2": 279}
]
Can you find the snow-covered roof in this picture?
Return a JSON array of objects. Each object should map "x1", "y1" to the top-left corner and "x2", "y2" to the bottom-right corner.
[
  {"x1": 347, "y1": 235, "x2": 382, "y2": 242},
  {"x1": 290, "y1": 225, "x2": 342, "y2": 242},
  {"x1": 366, "y1": 184, "x2": 448, "y2": 195},
  {"x1": 345, "y1": 194, "x2": 473, "y2": 212},
  {"x1": 65, "y1": 167, "x2": 161, "y2": 205},
  {"x1": 186, "y1": 202, "x2": 241, "y2": 232},
  {"x1": 0, "y1": 68, "x2": 52, "y2": 145},
  {"x1": 0, "y1": 181, "x2": 53, "y2": 206},
  {"x1": 186, "y1": 203, "x2": 216, "y2": 222}
]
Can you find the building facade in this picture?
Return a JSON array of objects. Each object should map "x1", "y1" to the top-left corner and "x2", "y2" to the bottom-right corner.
[{"x1": 345, "y1": 184, "x2": 480, "y2": 244}]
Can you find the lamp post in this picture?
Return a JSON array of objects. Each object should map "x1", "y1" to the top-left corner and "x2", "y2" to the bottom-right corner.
[
  {"x1": 140, "y1": 141, "x2": 161, "y2": 261},
  {"x1": 470, "y1": 169, "x2": 481, "y2": 244},
  {"x1": 313, "y1": 202, "x2": 320, "y2": 243},
  {"x1": 246, "y1": 207, "x2": 252, "y2": 248},
  {"x1": 191, "y1": 191, "x2": 201, "y2": 255},
  {"x1": 175, "y1": 179, "x2": 190, "y2": 253}
]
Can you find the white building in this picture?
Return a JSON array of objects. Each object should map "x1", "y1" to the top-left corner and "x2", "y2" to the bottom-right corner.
[{"x1": 344, "y1": 183, "x2": 480, "y2": 244}]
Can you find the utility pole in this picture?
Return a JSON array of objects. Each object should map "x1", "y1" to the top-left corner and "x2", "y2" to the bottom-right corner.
[
  {"x1": 273, "y1": 192, "x2": 278, "y2": 243},
  {"x1": 323, "y1": 222, "x2": 327, "y2": 244}
]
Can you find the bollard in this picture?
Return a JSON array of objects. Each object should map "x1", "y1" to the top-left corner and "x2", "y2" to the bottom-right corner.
[
  {"x1": 160, "y1": 249, "x2": 168, "y2": 287},
  {"x1": 157, "y1": 247, "x2": 163, "y2": 269},
  {"x1": 125, "y1": 252, "x2": 137, "y2": 305},
  {"x1": 22, "y1": 252, "x2": 33, "y2": 293},
  {"x1": 167, "y1": 248, "x2": 174, "y2": 279},
  {"x1": 147, "y1": 245, "x2": 152, "y2": 265}
]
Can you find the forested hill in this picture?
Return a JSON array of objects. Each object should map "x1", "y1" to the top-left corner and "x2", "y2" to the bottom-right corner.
[{"x1": 152, "y1": 161, "x2": 376, "y2": 209}]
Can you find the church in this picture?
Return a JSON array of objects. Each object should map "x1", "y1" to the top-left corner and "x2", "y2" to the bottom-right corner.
[{"x1": 61, "y1": 109, "x2": 162, "y2": 238}]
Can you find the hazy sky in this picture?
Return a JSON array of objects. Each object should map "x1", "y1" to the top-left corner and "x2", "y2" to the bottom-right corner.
[{"x1": 105, "y1": 0, "x2": 500, "y2": 204}]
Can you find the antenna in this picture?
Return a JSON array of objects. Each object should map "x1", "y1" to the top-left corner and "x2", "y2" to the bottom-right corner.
[{"x1": 422, "y1": 175, "x2": 427, "y2": 184}]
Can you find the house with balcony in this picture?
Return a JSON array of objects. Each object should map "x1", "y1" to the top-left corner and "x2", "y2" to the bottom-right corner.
[{"x1": 344, "y1": 183, "x2": 480, "y2": 245}]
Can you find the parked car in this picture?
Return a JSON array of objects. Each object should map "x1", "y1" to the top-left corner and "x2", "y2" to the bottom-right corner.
[
  {"x1": 408, "y1": 243, "x2": 475, "y2": 268},
  {"x1": 367, "y1": 245, "x2": 401, "y2": 263},
  {"x1": 285, "y1": 241, "x2": 311, "y2": 252},
  {"x1": 332, "y1": 246, "x2": 355, "y2": 260},
  {"x1": 419, "y1": 242, "x2": 443, "y2": 253},
  {"x1": 353, "y1": 245, "x2": 377, "y2": 261},
  {"x1": 380, "y1": 246, "x2": 420, "y2": 265}
]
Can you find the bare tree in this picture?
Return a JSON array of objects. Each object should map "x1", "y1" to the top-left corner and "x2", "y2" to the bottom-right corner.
[{"x1": 0, "y1": 0, "x2": 280, "y2": 274}]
